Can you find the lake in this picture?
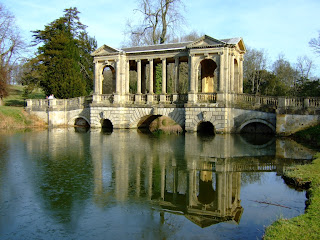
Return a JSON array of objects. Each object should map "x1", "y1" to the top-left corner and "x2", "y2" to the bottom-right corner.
[{"x1": 0, "y1": 128, "x2": 314, "y2": 239}]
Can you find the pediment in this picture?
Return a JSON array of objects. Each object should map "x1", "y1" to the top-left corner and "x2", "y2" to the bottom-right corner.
[
  {"x1": 91, "y1": 45, "x2": 119, "y2": 56},
  {"x1": 187, "y1": 35, "x2": 225, "y2": 48}
]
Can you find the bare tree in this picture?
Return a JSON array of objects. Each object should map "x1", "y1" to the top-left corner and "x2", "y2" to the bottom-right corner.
[
  {"x1": 125, "y1": 0, "x2": 185, "y2": 46},
  {"x1": 0, "y1": 3, "x2": 24, "y2": 105},
  {"x1": 309, "y1": 31, "x2": 320, "y2": 55},
  {"x1": 243, "y1": 47, "x2": 269, "y2": 94},
  {"x1": 296, "y1": 55, "x2": 313, "y2": 79}
]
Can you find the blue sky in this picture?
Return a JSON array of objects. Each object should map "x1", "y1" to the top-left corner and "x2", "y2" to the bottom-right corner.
[{"x1": 3, "y1": 0, "x2": 320, "y2": 76}]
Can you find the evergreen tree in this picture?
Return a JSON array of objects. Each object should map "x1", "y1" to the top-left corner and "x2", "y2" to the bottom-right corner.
[{"x1": 27, "y1": 7, "x2": 97, "y2": 98}]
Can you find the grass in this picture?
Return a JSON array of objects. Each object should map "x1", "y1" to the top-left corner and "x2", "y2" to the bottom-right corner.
[
  {"x1": 264, "y1": 126, "x2": 320, "y2": 239},
  {"x1": 0, "y1": 85, "x2": 46, "y2": 130},
  {"x1": 3, "y1": 85, "x2": 45, "y2": 107},
  {"x1": 293, "y1": 124, "x2": 320, "y2": 148}
]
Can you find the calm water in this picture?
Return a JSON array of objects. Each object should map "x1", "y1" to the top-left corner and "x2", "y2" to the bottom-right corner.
[{"x1": 0, "y1": 129, "x2": 315, "y2": 240}]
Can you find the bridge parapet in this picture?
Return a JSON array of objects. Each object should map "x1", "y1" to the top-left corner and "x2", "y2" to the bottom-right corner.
[{"x1": 25, "y1": 96, "x2": 91, "y2": 111}]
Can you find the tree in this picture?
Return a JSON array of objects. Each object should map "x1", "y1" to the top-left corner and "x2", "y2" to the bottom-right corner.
[
  {"x1": 26, "y1": 7, "x2": 97, "y2": 99},
  {"x1": 126, "y1": 0, "x2": 185, "y2": 46},
  {"x1": 296, "y1": 55, "x2": 313, "y2": 80},
  {"x1": 272, "y1": 54, "x2": 297, "y2": 95},
  {"x1": 309, "y1": 31, "x2": 320, "y2": 55},
  {"x1": 243, "y1": 47, "x2": 269, "y2": 94},
  {"x1": 0, "y1": 3, "x2": 24, "y2": 105}
]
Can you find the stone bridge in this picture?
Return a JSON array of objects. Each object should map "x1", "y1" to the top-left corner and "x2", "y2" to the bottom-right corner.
[
  {"x1": 25, "y1": 92, "x2": 320, "y2": 135},
  {"x1": 25, "y1": 35, "x2": 320, "y2": 135}
]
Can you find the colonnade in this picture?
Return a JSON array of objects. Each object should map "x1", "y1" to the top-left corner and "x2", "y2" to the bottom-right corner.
[{"x1": 92, "y1": 36, "x2": 245, "y2": 104}]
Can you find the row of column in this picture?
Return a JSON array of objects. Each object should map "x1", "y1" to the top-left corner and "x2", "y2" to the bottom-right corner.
[
  {"x1": 94, "y1": 51, "x2": 244, "y2": 96},
  {"x1": 132, "y1": 57, "x2": 180, "y2": 95}
]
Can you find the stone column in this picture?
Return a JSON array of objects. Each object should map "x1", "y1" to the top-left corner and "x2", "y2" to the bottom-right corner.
[
  {"x1": 147, "y1": 59, "x2": 154, "y2": 104},
  {"x1": 239, "y1": 56, "x2": 244, "y2": 93},
  {"x1": 149, "y1": 59, "x2": 154, "y2": 94},
  {"x1": 115, "y1": 59, "x2": 120, "y2": 94},
  {"x1": 174, "y1": 57, "x2": 180, "y2": 93},
  {"x1": 137, "y1": 60, "x2": 141, "y2": 94},
  {"x1": 189, "y1": 54, "x2": 195, "y2": 93},
  {"x1": 94, "y1": 61, "x2": 101, "y2": 94},
  {"x1": 162, "y1": 58, "x2": 167, "y2": 94},
  {"x1": 126, "y1": 60, "x2": 130, "y2": 94},
  {"x1": 219, "y1": 52, "x2": 224, "y2": 92},
  {"x1": 188, "y1": 54, "x2": 197, "y2": 103},
  {"x1": 230, "y1": 53, "x2": 235, "y2": 93}
]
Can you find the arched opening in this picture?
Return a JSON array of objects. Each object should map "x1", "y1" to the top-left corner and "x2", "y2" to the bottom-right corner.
[
  {"x1": 197, "y1": 121, "x2": 215, "y2": 135},
  {"x1": 137, "y1": 115, "x2": 183, "y2": 134},
  {"x1": 74, "y1": 117, "x2": 90, "y2": 127},
  {"x1": 240, "y1": 122, "x2": 275, "y2": 145},
  {"x1": 102, "y1": 65, "x2": 116, "y2": 94},
  {"x1": 198, "y1": 59, "x2": 217, "y2": 93},
  {"x1": 101, "y1": 119, "x2": 113, "y2": 133},
  {"x1": 240, "y1": 122, "x2": 274, "y2": 134}
]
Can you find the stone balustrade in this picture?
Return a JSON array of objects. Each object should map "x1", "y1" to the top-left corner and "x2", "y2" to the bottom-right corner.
[
  {"x1": 197, "y1": 93, "x2": 217, "y2": 103},
  {"x1": 25, "y1": 93, "x2": 320, "y2": 112},
  {"x1": 25, "y1": 96, "x2": 90, "y2": 111}
]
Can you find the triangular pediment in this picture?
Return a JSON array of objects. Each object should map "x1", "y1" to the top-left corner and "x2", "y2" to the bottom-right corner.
[
  {"x1": 91, "y1": 45, "x2": 119, "y2": 56},
  {"x1": 187, "y1": 35, "x2": 226, "y2": 48},
  {"x1": 221, "y1": 37, "x2": 246, "y2": 53}
]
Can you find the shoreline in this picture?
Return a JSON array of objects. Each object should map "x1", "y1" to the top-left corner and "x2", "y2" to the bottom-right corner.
[{"x1": 263, "y1": 154, "x2": 320, "y2": 239}]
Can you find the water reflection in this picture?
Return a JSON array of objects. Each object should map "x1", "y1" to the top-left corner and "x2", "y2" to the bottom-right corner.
[{"x1": 2, "y1": 129, "x2": 312, "y2": 239}]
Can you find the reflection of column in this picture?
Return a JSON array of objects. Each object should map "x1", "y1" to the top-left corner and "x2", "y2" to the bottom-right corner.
[
  {"x1": 162, "y1": 58, "x2": 167, "y2": 94},
  {"x1": 228, "y1": 172, "x2": 233, "y2": 210},
  {"x1": 148, "y1": 155, "x2": 153, "y2": 199},
  {"x1": 174, "y1": 57, "x2": 180, "y2": 93},
  {"x1": 115, "y1": 148, "x2": 129, "y2": 201},
  {"x1": 137, "y1": 60, "x2": 141, "y2": 94},
  {"x1": 160, "y1": 158, "x2": 166, "y2": 200},
  {"x1": 135, "y1": 154, "x2": 141, "y2": 197},
  {"x1": 149, "y1": 59, "x2": 154, "y2": 94}
]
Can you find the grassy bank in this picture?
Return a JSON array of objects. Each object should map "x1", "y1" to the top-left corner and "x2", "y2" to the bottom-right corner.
[
  {"x1": 0, "y1": 106, "x2": 46, "y2": 130},
  {"x1": 0, "y1": 85, "x2": 46, "y2": 130},
  {"x1": 264, "y1": 126, "x2": 320, "y2": 239}
]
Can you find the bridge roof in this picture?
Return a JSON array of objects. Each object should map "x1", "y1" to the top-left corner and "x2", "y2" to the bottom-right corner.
[{"x1": 91, "y1": 35, "x2": 246, "y2": 56}]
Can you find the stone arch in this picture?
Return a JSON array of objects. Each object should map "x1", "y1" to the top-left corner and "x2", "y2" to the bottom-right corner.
[
  {"x1": 89, "y1": 110, "x2": 117, "y2": 129},
  {"x1": 197, "y1": 121, "x2": 215, "y2": 135},
  {"x1": 74, "y1": 117, "x2": 90, "y2": 127},
  {"x1": 102, "y1": 65, "x2": 116, "y2": 94},
  {"x1": 101, "y1": 119, "x2": 113, "y2": 131},
  {"x1": 68, "y1": 114, "x2": 91, "y2": 127},
  {"x1": 238, "y1": 119, "x2": 275, "y2": 134},
  {"x1": 129, "y1": 107, "x2": 185, "y2": 130}
]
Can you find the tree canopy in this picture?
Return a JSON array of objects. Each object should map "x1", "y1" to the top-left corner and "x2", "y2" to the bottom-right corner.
[{"x1": 23, "y1": 7, "x2": 97, "y2": 99}]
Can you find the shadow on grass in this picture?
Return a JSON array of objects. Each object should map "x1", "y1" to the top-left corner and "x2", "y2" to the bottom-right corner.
[{"x1": 5, "y1": 99, "x2": 25, "y2": 107}]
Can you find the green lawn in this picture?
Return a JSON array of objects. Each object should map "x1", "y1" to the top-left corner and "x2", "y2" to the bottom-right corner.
[{"x1": 3, "y1": 85, "x2": 45, "y2": 107}]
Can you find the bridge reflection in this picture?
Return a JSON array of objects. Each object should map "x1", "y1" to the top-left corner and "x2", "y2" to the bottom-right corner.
[{"x1": 89, "y1": 130, "x2": 312, "y2": 228}]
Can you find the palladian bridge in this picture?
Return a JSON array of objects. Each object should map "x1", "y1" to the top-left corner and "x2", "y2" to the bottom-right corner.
[{"x1": 25, "y1": 35, "x2": 320, "y2": 135}]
